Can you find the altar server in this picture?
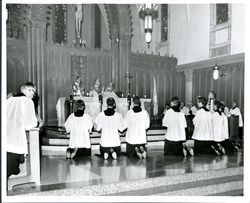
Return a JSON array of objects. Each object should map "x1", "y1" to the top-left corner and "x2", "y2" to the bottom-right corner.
[
  {"x1": 95, "y1": 97, "x2": 123, "y2": 160},
  {"x1": 124, "y1": 96, "x2": 150, "y2": 159},
  {"x1": 7, "y1": 82, "x2": 37, "y2": 179},
  {"x1": 207, "y1": 91, "x2": 216, "y2": 113},
  {"x1": 211, "y1": 101, "x2": 226, "y2": 155},
  {"x1": 65, "y1": 99, "x2": 93, "y2": 159},
  {"x1": 229, "y1": 101, "x2": 243, "y2": 140},
  {"x1": 192, "y1": 96, "x2": 214, "y2": 155},
  {"x1": 220, "y1": 103, "x2": 237, "y2": 153},
  {"x1": 162, "y1": 97, "x2": 188, "y2": 156},
  {"x1": 180, "y1": 101, "x2": 189, "y2": 115},
  {"x1": 186, "y1": 101, "x2": 198, "y2": 139}
]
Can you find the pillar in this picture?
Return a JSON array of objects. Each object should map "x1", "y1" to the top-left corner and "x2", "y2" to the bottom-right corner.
[
  {"x1": 27, "y1": 5, "x2": 47, "y2": 121},
  {"x1": 118, "y1": 34, "x2": 131, "y2": 95},
  {"x1": 184, "y1": 69, "x2": 193, "y2": 103},
  {"x1": 111, "y1": 32, "x2": 120, "y2": 91}
]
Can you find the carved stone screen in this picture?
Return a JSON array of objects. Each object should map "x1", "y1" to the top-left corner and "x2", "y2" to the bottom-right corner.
[{"x1": 71, "y1": 55, "x2": 88, "y2": 89}]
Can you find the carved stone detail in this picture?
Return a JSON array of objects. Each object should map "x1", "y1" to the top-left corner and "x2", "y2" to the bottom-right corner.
[{"x1": 31, "y1": 5, "x2": 47, "y2": 22}]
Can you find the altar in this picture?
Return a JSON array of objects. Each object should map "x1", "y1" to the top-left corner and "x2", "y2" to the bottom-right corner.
[{"x1": 56, "y1": 96, "x2": 151, "y2": 127}]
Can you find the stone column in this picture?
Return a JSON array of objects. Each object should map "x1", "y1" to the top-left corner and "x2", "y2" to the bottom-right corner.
[
  {"x1": 110, "y1": 32, "x2": 120, "y2": 91},
  {"x1": 184, "y1": 69, "x2": 193, "y2": 103},
  {"x1": 27, "y1": 5, "x2": 47, "y2": 121},
  {"x1": 118, "y1": 34, "x2": 131, "y2": 95}
]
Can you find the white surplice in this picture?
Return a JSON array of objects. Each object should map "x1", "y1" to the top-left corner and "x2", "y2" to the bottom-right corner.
[
  {"x1": 192, "y1": 108, "x2": 213, "y2": 141},
  {"x1": 229, "y1": 107, "x2": 243, "y2": 127},
  {"x1": 124, "y1": 109, "x2": 150, "y2": 145},
  {"x1": 65, "y1": 113, "x2": 93, "y2": 148},
  {"x1": 222, "y1": 113, "x2": 229, "y2": 140},
  {"x1": 162, "y1": 108, "x2": 187, "y2": 141},
  {"x1": 95, "y1": 112, "x2": 123, "y2": 147},
  {"x1": 212, "y1": 112, "x2": 225, "y2": 142},
  {"x1": 7, "y1": 96, "x2": 37, "y2": 154}
]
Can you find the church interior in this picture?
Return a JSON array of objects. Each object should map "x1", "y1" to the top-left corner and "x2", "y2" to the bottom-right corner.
[{"x1": 4, "y1": 3, "x2": 245, "y2": 199}]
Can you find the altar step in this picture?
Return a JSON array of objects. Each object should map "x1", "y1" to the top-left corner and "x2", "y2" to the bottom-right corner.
[
  {"x1": 42, "y1": 128, "x2": 166, "y2": 155},
  {"x1": 23, "y1": 167, "x2": 243, "y2": 196}
]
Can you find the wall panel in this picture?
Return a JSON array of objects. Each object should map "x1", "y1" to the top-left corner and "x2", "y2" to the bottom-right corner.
[
  {"x1": 192, "y1": 62, "x2": 244, "y2": 114},
  {"x1": 46, "y1": 45, "x2": 112, "y2": 124},
  {"x1": 130, "y1": 53, "x2": 183, "y2": 115},
  {"x1": 7, "y1": 40, "x2": 28, "y2": 94}
]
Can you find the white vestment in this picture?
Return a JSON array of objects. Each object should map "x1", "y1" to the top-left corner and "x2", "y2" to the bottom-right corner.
[
  {"x1": 212, "y1": 112, "x2": 225, "y2": 142},
  {"x1": 65, "y1": 113, "x2": 93, "y2": 148},
  {"x1": 192, "y1": 108, "x2": 213, "y2": 141},
  {"x1": 124, "y1": 109, "x2": 150, "y2": 145},
  {"x1": 222, "y1": 113, "x2": 229, "y2": 140},
  {"x1": 7, "y1": 96, "x2": 37, "y2": 154},
  {"x1": 162, "y1": 108, "x2": 187, "y2": 141},
  {"x1": 229, "y1": 107, "x2": 243, "y2": 127},
  {"x1": 95, "y1": 111, "x2": 123, "y2": 147}
]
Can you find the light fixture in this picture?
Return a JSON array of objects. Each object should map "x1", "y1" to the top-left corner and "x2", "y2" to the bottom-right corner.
[
  {"x1": 213, "y1": 64, "x2": 219, "y2": 80},
  {"x1": 139, "y1": 4, "x2": 158, "y2": 47},
  {"x1": 213, "y1": 64, "x2": 226, "y2": 80}
]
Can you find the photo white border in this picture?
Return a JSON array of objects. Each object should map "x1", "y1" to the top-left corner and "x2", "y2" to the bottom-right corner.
[{"x1": 1, "y1": 0, "x2": 249, "y2": 202}]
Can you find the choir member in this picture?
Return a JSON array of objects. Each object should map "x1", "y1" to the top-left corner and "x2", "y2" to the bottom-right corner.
[
  {"x1": 65, "y1": 100, "x2": 93, "y2": 159},
  {"x1": 220, "y1": 101, "x2": 230, "y2": 117},
  {"x1": 180, "y1": 101, "x2": 189, "y2": 115},
  {"x1": 95, "y1": 97, "x2": 123, "y2": 160},
  {"x1": 220, "y1": 102, "x2": 238, "y2": 154},
  {"x1": 124, "y1": 96, "x2": 150, "y2": 159},
  {"x1": 192, "y1": 96, "x2": 214, "y2": 155},
  {"x1": 186, "y1": 101, "x2": 197, "y2": 139},
  {"x1": 162, "y1": 97, "x2": 188, "y2": 156},
  {"x1": 207, "y1": 91, "x2": 216, "y2": 113},
  {"x1": 229, "y1": 101, "x2": 243, "y2": 141},
  {"x1": 211, "y1": 101, "x2": 226, "y2": 155}
]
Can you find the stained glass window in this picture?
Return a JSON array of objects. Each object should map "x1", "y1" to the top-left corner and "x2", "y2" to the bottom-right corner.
[
  {"x1": 161, "y1": 4, "x2": 168, "y2": 42},
  {"x1": 216, "y1": 4, "x2": 228, "y2": 25},
  {"x1": 54, "y1": 4, "x2": 67, "y2": 44},
  {"x1": 6, "y1": 4, "x2": 25, "y2": 39}
]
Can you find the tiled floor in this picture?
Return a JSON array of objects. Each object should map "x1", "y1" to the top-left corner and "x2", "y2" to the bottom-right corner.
[{"x1": 8, "y1": 147, "x2": 243, "y2": 196}]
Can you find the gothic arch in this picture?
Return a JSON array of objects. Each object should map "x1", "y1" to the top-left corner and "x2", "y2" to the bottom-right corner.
[{"x1": 104, "y1": 4, "x2": 133, "y2": 41}]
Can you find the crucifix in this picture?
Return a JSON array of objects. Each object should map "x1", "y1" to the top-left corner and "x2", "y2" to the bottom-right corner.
[
  {"x1": 125, "y1": 72, "x2": 133, "y2": 109},
  {"x1": 125, "y1": 71, "x2": 133, "y2": 95}
]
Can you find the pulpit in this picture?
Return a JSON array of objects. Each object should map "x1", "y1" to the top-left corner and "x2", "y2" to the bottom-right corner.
[{"x1": 56, "y1": 97, "x2": 151, "y2": 127}]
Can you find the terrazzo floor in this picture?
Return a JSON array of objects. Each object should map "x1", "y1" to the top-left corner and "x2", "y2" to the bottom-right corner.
[{"x1": 7, "y1": 147, "x2": 243, "y2": 196}]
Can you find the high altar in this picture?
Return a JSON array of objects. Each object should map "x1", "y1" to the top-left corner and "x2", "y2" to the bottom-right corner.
[{"x1": 56, "y1": 96, "x2": 151, "y2": 127}]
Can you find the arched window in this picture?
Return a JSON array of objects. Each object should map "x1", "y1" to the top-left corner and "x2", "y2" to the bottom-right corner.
[
  {"x1": 6, "y1": 4, "x2": 25, "y2": 39},
  {"x1": 54, "y1": 4, "x2": 67, "y2": 44}
]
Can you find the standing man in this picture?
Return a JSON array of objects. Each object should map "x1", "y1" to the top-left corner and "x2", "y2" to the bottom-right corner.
[{"x1": 7, "y1": 82, "x2": 38, "y2": 179}]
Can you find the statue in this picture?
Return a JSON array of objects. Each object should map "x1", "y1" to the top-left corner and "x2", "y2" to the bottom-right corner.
[{"x1": 73, "y1": 4, "x2": 86, "y2": 47}]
